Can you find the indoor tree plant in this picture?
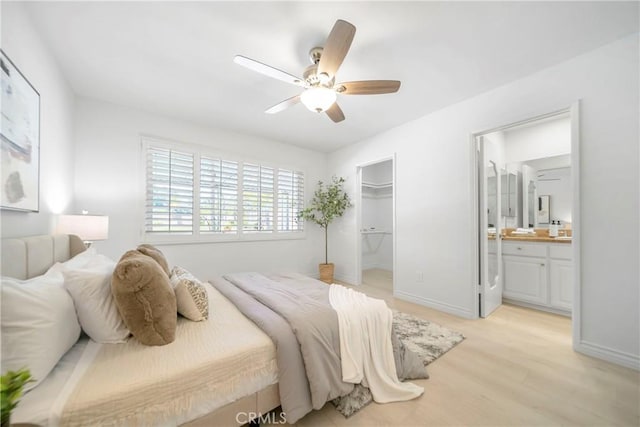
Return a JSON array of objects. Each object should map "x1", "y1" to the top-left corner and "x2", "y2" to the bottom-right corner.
[
  {"x1": 298, "y1": 176, "x2": 352, "y2": 283},
  {"x1": 1, "y1": 368, "x2": 34, "y2": 427}
]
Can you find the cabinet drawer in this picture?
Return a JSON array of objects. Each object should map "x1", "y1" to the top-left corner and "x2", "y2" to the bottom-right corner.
[
  {"x1": 549, "y1": 245, "x2": 572, "y2": 260},
  {"x1": 502, "y1": 242, "x2": 547, "y2": 258}
]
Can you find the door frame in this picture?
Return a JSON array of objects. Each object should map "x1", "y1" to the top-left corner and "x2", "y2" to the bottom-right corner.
[
  {"x1": 355, "y1": 154, "x2": 396, "y2": 287},
  {"x1": 470, "y1": 102, "x2": 581, "y2": 343}
]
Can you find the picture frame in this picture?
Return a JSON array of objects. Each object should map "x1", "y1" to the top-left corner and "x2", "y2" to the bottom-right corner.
[{"x1": 1, "y1": 49, "x2": 40, "y2": 212}]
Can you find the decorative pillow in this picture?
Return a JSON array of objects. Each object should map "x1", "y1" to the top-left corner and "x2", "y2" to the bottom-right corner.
[
  {"x1": 170, "y1": 266, "x2": 209, "y2": 321},
  {"x1": 136, "y1": 244, "x2": 170, "y2": 276},
  {"x1": 62, "y1": 256, "x2": 130, "y2": 344},
  {"x1": 111, "y1": 250, "x2": 177, "y2": 346},
  {"x1": 47, "y1": 247, "x2": 98, "y2": 275},
  {"x1": 1, "y1": 272, "x2": 81, "y2": 391}
]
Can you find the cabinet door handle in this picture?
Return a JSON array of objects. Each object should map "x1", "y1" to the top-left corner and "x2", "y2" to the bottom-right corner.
[
  {"x1": 540, "y1": 263, "x2": 545, "y2": 267},
  {"x1": 517, "y1": 247, "x2": 522, "y2": 250}
]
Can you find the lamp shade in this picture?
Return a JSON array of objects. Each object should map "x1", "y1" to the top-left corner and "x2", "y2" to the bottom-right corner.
[
  {"x1": 300, "y1": 87, "x2": 337, "y2": 113},
  {"x1": 57, "y1": 214, "x2": 109, "y2": 241}
]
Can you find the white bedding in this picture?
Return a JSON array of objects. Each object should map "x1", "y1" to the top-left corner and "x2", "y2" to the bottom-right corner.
[
  {"x1": 329, "y1": 284, "x2": 424, "y2": 403},
  {"x1": 13, "y1": 338, "x2": 90, "y2": 426},
  {"x1": 13, "y1": 285, "x2": 278, "y2": 426}
]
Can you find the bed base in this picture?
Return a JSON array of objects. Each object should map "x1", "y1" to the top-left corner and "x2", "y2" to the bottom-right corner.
[{"x1": 183, "y1": 383, "x2": 280, "y2": 426}]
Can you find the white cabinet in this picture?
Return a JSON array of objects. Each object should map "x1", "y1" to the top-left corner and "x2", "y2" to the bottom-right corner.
[
  {"x1": 549, "y1": 245, "x2": 573, "y2": 311},
  {"x1": 550, "y1": 260, "x2": 573, "y2": 311},
  {"x1": 503, "y1": 255, "x2": 548, "y2": 305},
  {"x1": 501, "y1": 241, "x2": 572, "y2": 315}
]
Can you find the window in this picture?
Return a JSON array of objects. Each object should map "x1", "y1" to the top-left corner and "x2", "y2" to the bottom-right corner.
[
  {"x1": 200, "y1": 157, "x2": 238, "y2": 234},
  {"x1": 243, "y1": 163, "x2": 274, "y2": 232},
  {"x1": 145, "y1": 146, "x2": 194, "y2": 234},
  {"x1": 277, "y1": 168, "x2": 304, "y2": 232},
  {"x1": 143, "y1": 138, "x2": 304, "y2": 241}
]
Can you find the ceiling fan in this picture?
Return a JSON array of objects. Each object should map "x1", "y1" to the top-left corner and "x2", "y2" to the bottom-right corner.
[{"x1": 233, "y1": 19, "x2": 401, "y2": 123}]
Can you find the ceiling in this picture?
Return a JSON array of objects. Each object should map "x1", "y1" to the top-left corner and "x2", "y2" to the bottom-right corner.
[{"x1": 23, "y1": 1, "x2": 639, "y2": 153}]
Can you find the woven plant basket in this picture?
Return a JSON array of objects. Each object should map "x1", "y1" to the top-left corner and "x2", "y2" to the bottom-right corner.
[{"x1": 319, "y1": 263, "x2": 335, "y2": 284}]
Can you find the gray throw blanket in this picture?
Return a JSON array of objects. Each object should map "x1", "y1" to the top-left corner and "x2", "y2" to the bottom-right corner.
[{"x1": 210, "y1": 272, "x2": 426, "y2": 424}]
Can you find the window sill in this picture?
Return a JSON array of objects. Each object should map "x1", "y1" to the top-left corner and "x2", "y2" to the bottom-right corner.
[{"x1": 142, "y1": 232, "x2": 306, "y2": 246}]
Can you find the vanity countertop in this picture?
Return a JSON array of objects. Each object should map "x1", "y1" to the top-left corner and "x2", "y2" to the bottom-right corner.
[
  {"x1": 501, "y1": 235, "x2": 571, "y2": 243},
  {"x1": 489, "y1": 227, "x2": 572, "y2": 243}
]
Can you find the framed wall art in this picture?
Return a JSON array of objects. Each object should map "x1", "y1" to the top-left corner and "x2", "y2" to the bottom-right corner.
[{"x1": 1, "y1": 50, "x2": 40, "y2": 212}]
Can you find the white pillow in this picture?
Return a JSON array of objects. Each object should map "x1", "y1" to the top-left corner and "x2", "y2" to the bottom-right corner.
[
  {"x1": 1, "y1": 272, "x2": 81, "y2": 392},
  {"x1": 47, "y1": 247, "x2": 99, "y2": 275},
  {"x1": 170, "y1": 266, "x2": 209, "y2": 322},
  {"x1": 62, "y1": 257, "x2": 130, "y2": 343}
]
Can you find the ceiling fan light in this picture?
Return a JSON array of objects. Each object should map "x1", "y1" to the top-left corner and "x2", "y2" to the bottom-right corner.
[{"x1": 300, "y1": 87, "x2": 337, "y2": 113}]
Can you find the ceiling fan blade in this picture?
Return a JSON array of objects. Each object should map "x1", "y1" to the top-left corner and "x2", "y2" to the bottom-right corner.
[
  {"x1": 336, "y1": 80, "x2": 401, "y2": 95},
  {"x1": 325, "y1": 102, "x2": 345, "y2": 123},
  {"x1": 234, "y1": 55, "x2": 305, "y2": 87},
  {"x1": 265, "y1": 95, "x2": 301, "y2": 114},
  {"x1": 317, "y1": 20, "x2": 356, "y2": 78}
]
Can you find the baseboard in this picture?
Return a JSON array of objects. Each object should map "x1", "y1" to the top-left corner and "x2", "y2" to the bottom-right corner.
[
  {"x1": 502, "y1": 298, "x2": 571, "y2": 317},
  {"x1": 394, "y1": 290, "x2": 475, "y2": 319},
  {"x1": 575, "y1": 340, "x2": 640, "y2": 371}
]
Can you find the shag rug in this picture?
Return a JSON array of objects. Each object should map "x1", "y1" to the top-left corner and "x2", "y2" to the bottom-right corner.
[{"x1": 331, "y1": 310, "x2": 465, "y2": 418}]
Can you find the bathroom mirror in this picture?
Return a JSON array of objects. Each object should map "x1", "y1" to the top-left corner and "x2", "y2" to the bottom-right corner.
[
  {"x1": 500, "y1": 170, "x2": 518, "y2": 218},
  {"x1": 487, "y1": 171, "x2": 497, "y2": 228},
  {"x1": 537, "y1": 195, "x2": 550, "y2": 224}
]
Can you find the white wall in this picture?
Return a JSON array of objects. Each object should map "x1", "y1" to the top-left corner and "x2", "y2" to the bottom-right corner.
[
  {"x1": 73, "y1": 98, "x2": 327, "y2": 280},
  {"x1": 0, "y1": 2, "x2": 76, "y2": 237},
  {"x1": 362, "y1": 160, "x2": 393, "y2": 184},
  {"x1": 328, "y1": 34, "x2": 639, "y2": 368},
  {"x1": 504, "y1": 116, "x2": 571, "y2": 162}
]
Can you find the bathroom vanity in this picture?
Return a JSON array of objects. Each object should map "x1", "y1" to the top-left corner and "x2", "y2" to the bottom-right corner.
[{"x1": 500, "y1": 239, "x2": 573, "y2": 316}]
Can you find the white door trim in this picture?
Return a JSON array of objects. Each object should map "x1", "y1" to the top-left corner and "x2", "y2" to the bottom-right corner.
[
  {"x1": 569, "y1": 102, "x2": 582, "y2": 352},
  {"x1": 355, "y1": 154, "x2": 396, "y2": 287},
  {"x1": 470, "y1": 103, "x2": 580, "y2": 326}
]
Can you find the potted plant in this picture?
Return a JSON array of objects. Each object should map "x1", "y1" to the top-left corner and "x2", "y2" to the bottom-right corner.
[
  {"x1": 298, "y1": 176, "x2": 352, "y2": 284},
  {"x1": 1, "y1": 368, "x2": 34, "y2": 427}
]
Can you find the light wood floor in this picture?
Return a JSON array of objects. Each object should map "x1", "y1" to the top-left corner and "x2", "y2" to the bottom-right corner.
[
  {"x1": 362, "y1": 268, "x2": 394, "y2": 291},
  {"x1": 268, "y1": 270, "x2": 640, "y2": 426}
]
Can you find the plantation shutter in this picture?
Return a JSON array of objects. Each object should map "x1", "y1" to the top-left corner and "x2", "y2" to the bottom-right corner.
[
  {"x1": 200, "y1": 157, "x2": 239, "y2": 233},
  {"x1": 277, "y1": 169, "x2": 304, "y2": 232},
  {"x1": 243, "y1": 163, "x2": 274, "y2": 232},
  {"x1": 145, "y1": 146, "x2": 194, "y2": 233}
]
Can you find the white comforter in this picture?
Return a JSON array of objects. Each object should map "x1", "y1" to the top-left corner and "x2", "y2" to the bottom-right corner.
[{"x1": 329, "y1": 284, "x2": 424, "y2": 403}]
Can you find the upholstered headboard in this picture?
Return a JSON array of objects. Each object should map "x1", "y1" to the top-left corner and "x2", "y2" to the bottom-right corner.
[{"x1": 1, "y1": 234, "x2": 86, "y2": 280}]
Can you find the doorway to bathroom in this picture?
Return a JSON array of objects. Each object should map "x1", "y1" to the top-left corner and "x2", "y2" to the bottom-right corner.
[
  {"x1": 474, "y1": 105, "x2": 580, "y2": 331},
  {"x1": 355, "y1": 157, "x2": 395, "y2": 291}
]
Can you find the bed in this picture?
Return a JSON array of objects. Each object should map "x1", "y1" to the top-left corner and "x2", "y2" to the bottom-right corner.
[
  {"x1": 2, "y1": 234, "x2": 425, "y2": 426},
  {"x1": 1, "y1": 234, "x2": 281, "y2": 426}
]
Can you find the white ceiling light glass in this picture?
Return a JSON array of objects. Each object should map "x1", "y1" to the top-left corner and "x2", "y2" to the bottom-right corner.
[{"x1": 300, "y1": 86, "x2": 337, "y2": 113}]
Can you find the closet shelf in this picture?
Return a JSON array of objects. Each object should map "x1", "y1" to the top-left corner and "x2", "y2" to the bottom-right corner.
[
  {"x1": 361, "y1": 181, "x2": 392, "y2": 189},
  {"x1": 361, "y1": 229, "x2": 392, "y2": 235}
]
